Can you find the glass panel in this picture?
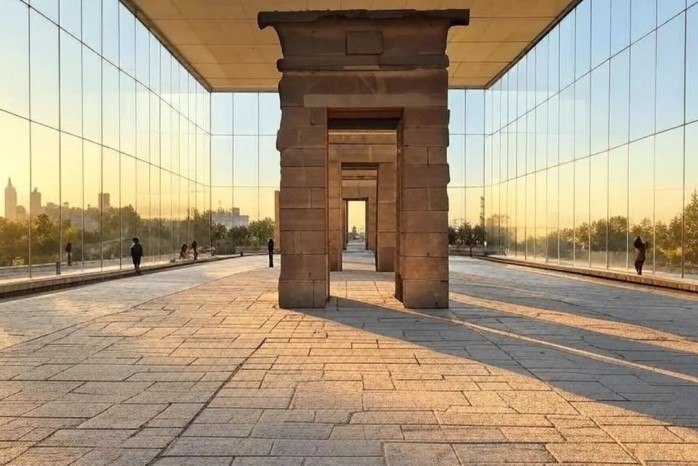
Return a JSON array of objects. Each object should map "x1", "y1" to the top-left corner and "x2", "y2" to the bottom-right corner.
[
  {"x1": 547, "y1": 166, "x2": 559, "y2": 262},
  {"x1": 82, "y1": 0, "x2": 101, "y2": 52},
  {"x1": 575, "y1": 0, "x2": 591, "y2": 79},
  {"x1": 466, "y1": 90, "x2": 485, "y2": 134},
  {"x1": 608, "y1": 145, "x2": 629, "y2": 269},
  {"x1": 150, "y1": 93, "x2": 160, "y2": 165},
  {"x1": 119, "y1": 4, "x2": 136, "y2": 77},
  {"x1": 559, "y1": 87, "x2": 575, "y2": 163},
  {"x1": 525, "y1": 175, "x2": 535, "y2": 256},
  {"x1": 629, "y1": 136, "x2": 655, "y2": 273},
  {"x1": 0, "y1": 0, "x2": 29, "y2": 118},
  {"x1": 212, "y1": 93, "x2": 233, "y2": 135},
  {"x1": 609, "y1": 49, "x2": 630, "y2": 148},
  {"x1": 575, "y1": 158, "x2": 590, "y2": 266},
  {"x1": 212, "y1": 136, "x2": 233, "y2": 187},
  {"x1": 536, "y1": 37, "x2": 548, "y2": 106},
  {"x1": 654, "y1": 127, "x2": 684, "y2": 275},
  {"x1": 83, "y1": 141, "x2": 101, "y2": 267},
  {"x1": 121, "y1": 74, "x2": 137, "y2": 156},
  {"x1": 259, "y1": 136, "x2": 280, "y2": 188},
  {"x1": 135, "y1": 21, "x2": 150, "y2": 86},
  {"x1": 103, "y1": 60, "x2": 120, "y2": 150},
  {"x1": 61, "y1": 134, "x2": 82, "y2": 270},
  {"x1": 59, "y1": 32, "x2": 82, "y2": 137},
  {"x1": 686, "y1": 122, "x2": 698, "y2": 277},
  {"x1": 656, "y1": 14, "x2": 686, "y2": 132},
  {"x1": 689, "y1": 6, "x2": 698, "y2": 123},
  {"x1": 575, "y1": 74, "x2": 591, "y2": 159},
  {"x1": 629, "y1": 33, "x2": 656, "y2": 142},
  {"x1": 83, "y1": 47, "x2": 102, "y2": 144},
  {"x1": 658, "y1": 0, "x2": 686, "y2": 25},
  {"x1": 590, "y1": 152, "x2": 608, "y2": 268},
  {"x1": 31, "y1": 11, "x2": 59, "y2": 129},
  {"x1": 30, "y1": 124, "x2": 60, "y2": 273},
  {"x1": 535, "y1": 171, "x2": 546, "y2": 259},
  {"x1": 121, "y1": 154, "x2": 137, "y2": 264},
  {"x1": 448, "y1": 90, "x2": 465, "y2": 134},
  {"x1": 31, "y1": 0, "x2": 58, "y2": 22},
  {"x1": 150, "y1": 36, "x2": 160, "y2": 95},
  {"x1": 560, "y1": 13, "x2": 576, "y2": 89},
  {"x1": 466, "y1": 135, "x2": 484, "y2": 187},
  {"x1": 234, "y1": 136, "x2": 258, "y2": 187},
  {"x1": 449, "y1": 135, "x2": 465, "y2": 186},
  {"x1": 592, "y1": 0, "x2": 611, "y2": 68},
  {"x1": 448, "y1": 187, "x2": 465, "y2": 225},
  {"x1": 148, "y1": 162, "x2": 161, "y2": 262},
  {"x1": 559, "y1": 163, "x2": 574, "y2": 263},
  {"x1": 548, "y1": 27, "x2": 560, "y2": 95},
  {"x1": 517, "y1": 119, "x2": 526, "y2": 177},
  {"x1": 160, "y1": 50, "x2": 171, "y2": 105},
  {"x1": 136, "y1": 160, "x2": 149, "y2": 255},
  {"x1": 548, "y1": 95, "x2": 559, "y2": 168},
  {"x1": 102, "y1": 0, "x2": 119, "y2": 64},
  {"x1": 611, "y1": 0, "x2": 631, "y2": 55},
  {"x1": 0, "y1": 113, "x2": 30, "y2": 278},
  {"x1": 160, "y1": 103, "x2": 171, "y2": 171},
  {"x1": 516, "y1": 177, "x2": 525, "y2": 256},
  {"x1": 535, "y1": 103, "x2": 548, "y2": 171},
  {"x1": 160, "y1": 169, "x2": 173, "y2": 259},
  {"x1": 235, "y1": 187, "x2": 259, "y2": 223},
  {"x1": 590, "y1": 62, "x2": 610, "y2": 155},
  {"x1": 631, "y1": 0, "x2": 657, "y2": 43},
  {"x1": 136, "y1": 84, "x2": 149, "y2": 161},
  {"x1": 259, "y1": 93, "x2": 281, "y2": 136},
  {"x1": 234, "y1": 93, "x2": 259, "y2": 135},
  {"x1": 102, "y1": 149, "x2": 120, "y2": 267}
]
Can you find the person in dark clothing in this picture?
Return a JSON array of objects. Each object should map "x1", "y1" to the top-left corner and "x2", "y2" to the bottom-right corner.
[
  {"x1": 633, "y1": 236, "x2": 647, "y2": 276},
  {"x1": 179, "y1": 243, "x2": 188, "y2": 260},
  {"x1": 65, "y1": 242, "x2": 72, "y2": 266},
  {"x1": 131, "y1": 237, "x2": 143, "y2": 275},
  {"x1": 191, "y1": 241, "x2": 198, "y2": 260},
  {"x1": 267, "y1": 238, "x2": 275, "y2": 268}
]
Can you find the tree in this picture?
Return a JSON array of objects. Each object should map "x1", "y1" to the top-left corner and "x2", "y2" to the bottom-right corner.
[{"x1": 248, "y1": 218, "x2": 274, "y2": 246}]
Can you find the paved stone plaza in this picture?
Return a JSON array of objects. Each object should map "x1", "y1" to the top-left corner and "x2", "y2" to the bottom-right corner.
[{"x1": 0, "y1": 251, "x2": 697, "y2": 465}]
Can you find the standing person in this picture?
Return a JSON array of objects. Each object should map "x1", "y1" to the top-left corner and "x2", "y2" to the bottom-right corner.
[
  {"x1": 633, "y1": 236, "x2": 647, "y2": 276},
  {"x1": 191, "y1": 240, "x2": 198, "y2": 261},
  {"x1": 65, "y1": 242, "x2": 72, "y2": 267},
  {"x1": 267, "y1": 238, "x2": 275, "y2": 268},
  {"x1": 131, "y1": 237, "x2": 144, "y2": 275},
  {"x1": 179, "y1": 243, "x2": 188, "y2": 260}
]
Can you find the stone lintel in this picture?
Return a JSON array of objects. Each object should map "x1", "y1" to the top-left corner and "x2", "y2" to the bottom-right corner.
[{"x1": 259, "y1": 9, "x2": 470, "y2": 29}]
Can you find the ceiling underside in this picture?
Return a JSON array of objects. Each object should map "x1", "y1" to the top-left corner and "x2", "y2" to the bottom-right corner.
[{"x1": 122, "y1": 0, "x2": 580, "y2": 92}]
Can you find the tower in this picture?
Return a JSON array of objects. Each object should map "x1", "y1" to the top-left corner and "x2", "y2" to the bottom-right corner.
[{"x1": 4, "y1": 178, "x2": 17, "y2": 220}]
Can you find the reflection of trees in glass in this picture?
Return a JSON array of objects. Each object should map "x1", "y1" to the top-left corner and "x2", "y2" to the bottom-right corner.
[
  {"x1": 212, "y1": 217, "x2": 275, "y2": 254},
  {"x1": 483, "y1": 189, "x2": 698, "y2": 275}
]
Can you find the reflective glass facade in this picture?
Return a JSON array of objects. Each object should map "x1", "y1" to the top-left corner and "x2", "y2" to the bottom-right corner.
[
  {"x1": 2, "y1": 0, "x2": 697, "y2": 284},
  {"x1": 0, "y1": 0, "x2": 211, "y2": 280},
  {"x1": 483, "y1": 0, "x2": 698, "y2": 280}
]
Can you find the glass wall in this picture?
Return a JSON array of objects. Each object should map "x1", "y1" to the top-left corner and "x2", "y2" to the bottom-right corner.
[
  {"x1": 483, "y1": 0, "x2": 698, "y2": 280},
  {"x1": 0, "y1": 0, "x2": 210, "y2": 280}
]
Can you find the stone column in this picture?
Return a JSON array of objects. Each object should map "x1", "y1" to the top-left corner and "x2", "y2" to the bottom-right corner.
[
  {"x1": 328, "y1": 158, "x2": 342, "y2": 271},
  {"x1": 274, "y1": 190, "x2": 280, "y2": 251},
  {"x1": 260, "y1": 9, "x2": 469, "y2": 309},
  {"x1": 398, "y1": 107, "x2": 450, "y2": 308},
  {"x1": 376, "y1": 161, "x2": 396, "y2": 272},
  {"x1": 277, "y1": 107, "x2": 328, "y2": 308}
]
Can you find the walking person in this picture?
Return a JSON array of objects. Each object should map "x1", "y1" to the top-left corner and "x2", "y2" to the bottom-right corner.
[
  {"x1": 131, "y1": 237, "x2": 144, "y2": 275},
  {"x1": 267, "y1": 238, "x2": 275, "y2": 268},
  {"x1": 65, "y1": 242, "x2": 72, "y2": 267},
  {"x1": 633, "y1": 236, "x2": 647, "y2": 276},
  {"x1": 191, "y1": 240, "x2": 198, "y2": 261}
]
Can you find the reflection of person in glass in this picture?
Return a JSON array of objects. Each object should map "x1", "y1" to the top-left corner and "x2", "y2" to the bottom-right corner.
[
  {"x1": 65, "y1": 242, "x2": 72, "y2": 266},
  {"x1": 267, "y1": 238, "x2": 274, "y2": 268},
  {"x1": 633, "y1": 236, "x2": 647, "y2": 276},
  {"x1": 180, "y1": 243, "x2": 188, "y2": 260},
  {"x1": 131, "y1": 237, "x2": 143, "y2": 275},
  {"x1": 191, "y1": 241, "x2": 198, "y2": 261}
]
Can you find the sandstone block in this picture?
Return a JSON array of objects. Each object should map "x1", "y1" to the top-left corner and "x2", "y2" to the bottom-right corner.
[
  {"x1": 277, "y1": 127, "x2": 326, "y2": 150},
  {"x1": 402, "y1": 280, "x2": 449, "y2": 309},
  {"x1": 428, "y1": 188, "x2": 449, "y2": 211},
  {"x1": 281, "y1": 167, "x2": 327, "y2": 188},
  {"x1": 402, "y1": 146, "x2": 428, "y2": 165},
  {"x1": 401, "y1": 233, "x2": 448, "y2": 257},
  {"x1": 279, "y1": 188, "x2": 312, "y2": 209},
  {"x1": 376, "y1": 246, "x2": 396, "y2": 272},
  {"x1": 402, "y1": 189, "x2": 429, "y2": 211},
  {"x1": 401, "y1": 257, "x2": 448, "y2": 280},
  {"x1": 281, "y1": 148, "x2": 327, "y2": 167},
  {"x1": 280, "y1": 108, "x2": 313, "y2": 129},
  {"x1": 280, "y1": 208, "x2": 326, "y2": 231},
  {"x1": 403, "y1": 127, "x2": 449, "y2": 148},
  {"x1": 428, "y1": 147, "x2": 448, "y2": 165},
  {"x1": 403, "y1": 165, "x2": 449, "y2": 188},
  {"x1": 400, "y1": 210, "x2": 448, "y2": 233},
  {"x1": 280, "y1": 254, "x2": 327, "y2": 281},
  {"x1": 279, "y1": 280, "x2": 315, "y2": 309},
  {"x1": 302, "y1": 231, "x2": 327, "y2": 254},
  {"x1": 403, "y1": 107, "x2": 449, "y2": 128},
  {"x1": 346, "y1": 30, "x2": 384, "y2": 55}
]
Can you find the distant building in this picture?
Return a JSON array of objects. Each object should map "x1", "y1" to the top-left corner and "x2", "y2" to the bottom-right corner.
[
  {"x1": 212, "y1": 208, "x2": 249, "y2": 228},
  {"x1": 98, "y1": 193, "x2": 111, "y2": 211},
  {"x1": 30, "y1": 188, "x2": 42, "y2": 217},
  {"x1": 4, "y1": 178, "x2": 17, "y2": 220}
]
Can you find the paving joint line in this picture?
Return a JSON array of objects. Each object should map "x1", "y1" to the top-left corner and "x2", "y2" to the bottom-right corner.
[{"x1": 146, "y1": 337, "x2": 267, "y2": 465}]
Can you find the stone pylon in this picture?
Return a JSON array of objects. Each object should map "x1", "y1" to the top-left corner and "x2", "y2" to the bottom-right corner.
[{"x1": 260, "y1": 9, "x2": 469, "y2": 309}]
